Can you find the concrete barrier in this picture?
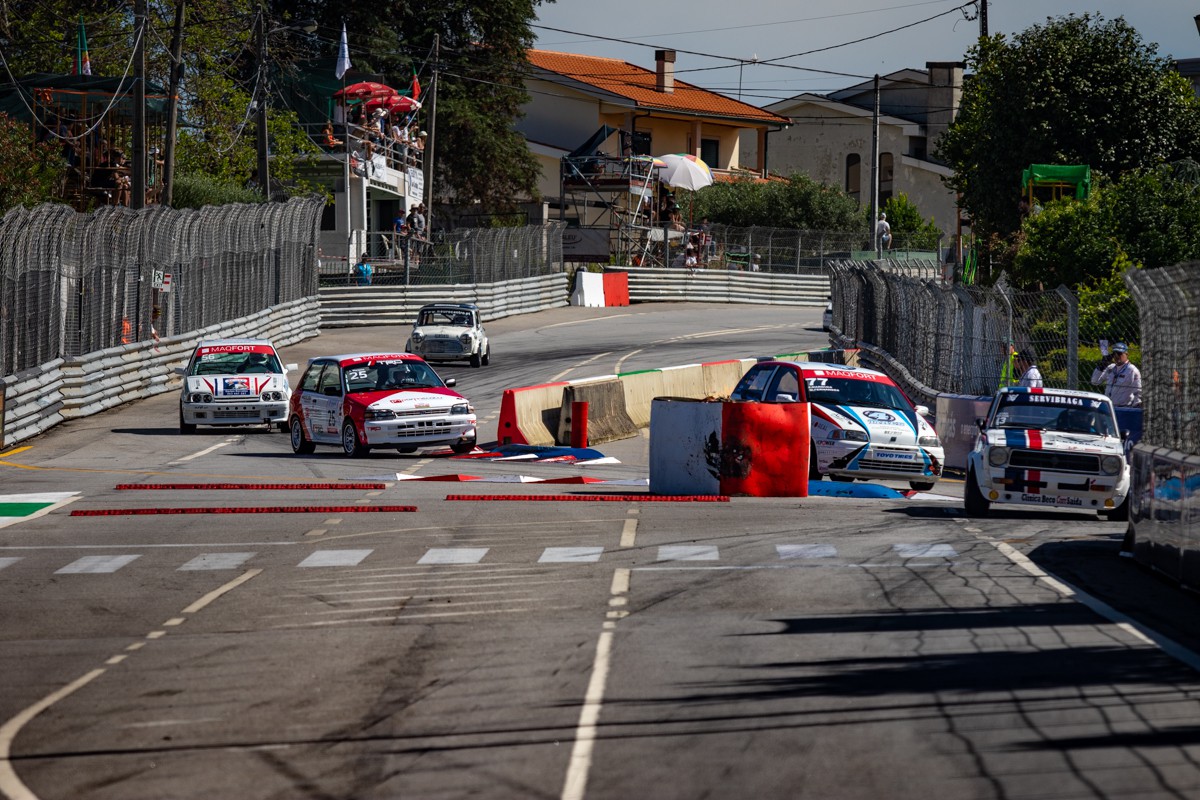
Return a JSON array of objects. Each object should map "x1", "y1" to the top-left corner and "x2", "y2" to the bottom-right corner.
[
  {"x1": 558, "y1": 380, "x2": 639, "y2": 445},
  {"x1": 660, "y1": 364, "x2": 706, "y2": 399},
  {"x1": 649, "y1": 398, "x2": 810, "y2": 496},
  {"x1": 618, "y1": 370, "x2": 666, "y2": 428},
  {"x1": 570, "y1": 271, "x2": 605, "y2": 307},
  {"x1": 702, "y1": 359, "x2": 753, "y2": 398},
  {"x1": 496, "y1": 382, "x2": 568, "y2": 446}
]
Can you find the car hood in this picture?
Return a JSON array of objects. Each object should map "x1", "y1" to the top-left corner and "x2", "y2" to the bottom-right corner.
[
  {"x1": 986, "y1": 427, "x2": 1124, "y2": 455},
  {"x1": 185, "y1": 374, "x2": 288, "y2": 397},
  {"x1": 413, "y1": 325, "x2": 476, "y2": 338},
  {"x1": 355, "y1": 388, "x2": 464, "y2": 410},
  {"x1": 811, "y1": 402, "x2": 935, "y2": 444}
]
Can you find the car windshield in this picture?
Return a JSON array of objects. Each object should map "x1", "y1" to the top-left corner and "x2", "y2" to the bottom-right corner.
[
  {"x1": 804, "y1": 376, "x2": 912, "y2": 410},
  {"x1": 189, "y1": 350, "x2": 281, "y2": 375},
  {"x1": 343, "y1": 360, "x2": 445, "y2": 393},
  {"x1": 992, "y1": 394, "x2": 1117, "y2": 437},
  {"x1": 418, "y1": 308, "x2": 473, "y2": 327}
]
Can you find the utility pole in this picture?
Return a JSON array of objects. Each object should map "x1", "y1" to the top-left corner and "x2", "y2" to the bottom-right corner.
[
  {"x1": 870, "y1": 73, "x2": 880, "y2": 254},
  {"x1": 423, "y1": 33, "x2": 439, "y2": 231},
  {"x1": 163, "y1": 0, "x2": 185, "y2": 206},
  {"x1": 255, "y1": 6, "x2": 270, "y2": 200},
  {"x1": 980, "y1": 0, "x2": 988, "y2": 38},
  {"x1": 131, "y1": 0, "x2": 146, "y2": 210}
]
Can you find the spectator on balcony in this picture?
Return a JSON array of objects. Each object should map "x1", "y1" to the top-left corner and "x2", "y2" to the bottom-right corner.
[{"x1": 324, "y1": 120, "x2": 342, "y2": 148}]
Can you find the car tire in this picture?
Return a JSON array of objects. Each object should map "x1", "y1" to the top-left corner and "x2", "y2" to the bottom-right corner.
[
  {"x1": 909, "y1": 481, "x2": 935, "y2": 491},
  {"x1": 405, "y1": 340, "x2": 412, "y2": 353},
  {"x1": 808, "y1": 442, "x2": 821, "y2": 480},
  {"x1": 830, "y1": 474, "x2": 854, "y2": 483},
  {"x1": 481, "y1": 345, "x2": 491, "y2": 366},
  {"x1": 342, "y1": 420, "x2": 370, "y2": 457},
  {"x1": 470, "y1": 351, "x2": 482, "y2": 368},
  {"x1": 396, "y1": 444, "x2": 418, "y2": 454},
  {"x1": 450, "y1": 439, "x2": 477, "y2": 455},
  {"x1": 290, "y1": 417, "x2": 315, "y2": 454},
  {"x1": 1102, "y1": 498, "x2": 1130, "y2": 521},
  {"x1": 179, "y1": 410, "x2": 196, "y2": 435},
  {"x1": 276, "y1": 421, "x2": 289, "y2": 433},
  {"x1": 964, "y1": 467, "x2": 990, "y2": 517}
]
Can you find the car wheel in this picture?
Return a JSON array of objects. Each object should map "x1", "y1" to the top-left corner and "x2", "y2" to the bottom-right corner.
[
  {"x1": 1102, "y1": 499, "x2": 1130, "y2": 521},
  {"x1": 808, "y1": 442, "x2": 821, "y2": 480},
  {"x1": 481, "y1": 345, "x2": 491, "y2": 366},
  {"x1": 470, "y1": 351, "x2": 482, "y2": 368},
  {"x1": 290, "y1": 417, "x2": 315, "y2": 454},
  {"x1": 179, "y1": 410, "x2": 196, "y2": 435},
  {"x1": 276, "y1": 421, "x2": 289, "y2": 433},
  {"x1": 830, "y1": 474, "x2": 854, "y2": 483},
  {"x1": 909, "y1": 481, "x2": 935, "y2": 491},
  {"x1": 964, "y1": 467, "x2": 990, "y2": 517},
  {"x1": 342, "y1": 420, "x2": 370, "y2": 457},
  {"x1": 450, "y1": 439, "x2": 477, "y2": 455}
]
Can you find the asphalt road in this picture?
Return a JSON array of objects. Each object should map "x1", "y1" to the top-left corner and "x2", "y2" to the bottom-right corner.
[{"x1": 2, "y1": 302, "x2": 1200, "y2": 800}]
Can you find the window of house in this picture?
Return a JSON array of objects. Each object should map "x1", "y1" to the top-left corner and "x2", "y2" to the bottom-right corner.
[
  {"x1": 908, "y1": 136, "x2": 927, "y2": 161},
  {"x1": 631, "y1": 130, "x2": 651, "y2": 156},
  {"x1": 845, "y1": 154, "x2": 861, "y2": 203},
  {"x1": 320, "y1": 201, "x2": 337, "y2": 231},
  {"x1": 700, "y1": 139, "x2": 719, "y2": 168}
]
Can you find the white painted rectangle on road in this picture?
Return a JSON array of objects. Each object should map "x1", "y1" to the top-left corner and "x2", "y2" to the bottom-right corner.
[
  {"x1": 657, "y1": 545, "x2": 720, "y2": 562},
  {"x1": 297, "y1": 550, "x2": 374, "y2": 568},
  {"x1": 178, "y1": 553, "x2": 256, "y2": 571},
  {"x1": 777, "y1": 544, "x2": 837, "y2": 559},
  {"x1": 894, "y1": 543, "x2": 958, "y2": 558},
  {"x1": 419, "y1": 548, "x2": 489, "y2": 565},
  {"x1": 56, "y1": 555, "x2": 141, "y2": 574},
  {"x1": 539, "y1": 547, "x2": 604, "y2": 564},
  {"x1": 0, "y1": 557, "x2": 22, "y2": 571}
]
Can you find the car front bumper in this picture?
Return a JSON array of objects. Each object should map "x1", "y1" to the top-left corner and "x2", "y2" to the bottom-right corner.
[
  {"x1": 182, "y1": 401, "x2": 288, "y2": 426},
  {"x1": 976, "y1": 463, "x2": 1130, "y2": 511},
  {"x1": 363, "y1": 416, "x2": 477, "y2": 447},
  {"x1": 819, "y1": 441, "x2": 944, "y2": 482}
]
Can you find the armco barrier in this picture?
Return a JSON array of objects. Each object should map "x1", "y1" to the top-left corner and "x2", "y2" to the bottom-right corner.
[
  {"x1": 558, "y1": 380, "x2": 639, "y2": 446},
  {"x1": 2, "y1": 298, "x2": 318, "y2": 448},
  {"x1": 648, "y1": 398, "x2": 810, "y2": 496},
  {"x1": 623, "y1": 266, "x2": 828, "y2": 306},
  {"x1": 319, "y1": 273, "x2": 568, "y2": 327}
]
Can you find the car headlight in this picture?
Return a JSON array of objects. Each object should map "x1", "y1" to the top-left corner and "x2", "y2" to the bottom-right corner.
[
  {"x1": 830, "y1": 429, "x2": 868, "y2": 442},
  {"x1": 918, "y1": 435, "x2": 940, "y2": 447},
  {"x1": 364, "y1": 409, "x2": 396, "y2": 421},
  {"x1": 411, "y1": 331, "x2": 425, "y2": 341},
  {"x1": 450, "y1": 403, "x2": 473, "y2": 416},
  {"x1": 261, "y1": 391, "x2": 284, "y2": 402},
  {"x1": 459, "y1": 332, "x2": 473, "y2": 344},
  {"x1": 187, "y1": 392, "x2": 213, "y2": 404},
  {"x1": 1101, "y1": 455, "x2": 1123, "y2": 475},
  {"x1": 988, "y1": 446, "x2": 1009, "y2": 467}
]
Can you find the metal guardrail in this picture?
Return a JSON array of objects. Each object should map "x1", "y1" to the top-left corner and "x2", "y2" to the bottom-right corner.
[{"x1": 623, "y1": 267, "x2": 829, "y2": 306}]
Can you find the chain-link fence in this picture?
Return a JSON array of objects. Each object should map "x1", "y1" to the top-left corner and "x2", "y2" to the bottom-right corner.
[
  {"x1": 829, "y1": 260, "x2": 1099, "y2": 396},
  {"x1": 320, "y1": 222, "x2": 567, "y2": 287},
  {"x1": 1125, "y1": 263, "x2": 1198, "y2": 452},
  {"x1": 0, "y1": 196, "x2": 322, "y2": 377}
]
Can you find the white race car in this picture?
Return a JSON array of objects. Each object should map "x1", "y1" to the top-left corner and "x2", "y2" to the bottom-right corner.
[
  {"x1": 965, "y1": 387, "x2": 1129, "y2": 519},
  {"x1": 405, "y1": 303, "x2": 491, "y2": 368},
  {"x1": 730, "y1": 360, "x2": 944, "y2": 490},
  {"x1": 177, "y1": 339, "x2": 297, "y2": 433}
]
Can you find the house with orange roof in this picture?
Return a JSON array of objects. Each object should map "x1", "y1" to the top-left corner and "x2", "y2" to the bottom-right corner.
[{"x1": 520, "y1": 48, "x2": 789, "y2": 260}]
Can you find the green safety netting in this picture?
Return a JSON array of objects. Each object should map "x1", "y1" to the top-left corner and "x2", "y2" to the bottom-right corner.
[{"x1": 1020, "y1": 164, "x2": 1091, "y2": 199}]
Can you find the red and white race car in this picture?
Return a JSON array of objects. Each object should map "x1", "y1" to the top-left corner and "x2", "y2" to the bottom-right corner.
[
  {"x1": 730, "y1": 360, "x2": 944, "y2": 490},
  {"x1": 177, "y1": 338, "x2": 297, "y2": 433},
  {"x1": 288, "y1": 352, "x2": 477, "y2": 457}
]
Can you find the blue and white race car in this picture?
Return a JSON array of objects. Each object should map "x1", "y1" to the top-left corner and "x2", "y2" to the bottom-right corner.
[{"x1": 730, "y1": 360, "x2": 944, "y2": 490}]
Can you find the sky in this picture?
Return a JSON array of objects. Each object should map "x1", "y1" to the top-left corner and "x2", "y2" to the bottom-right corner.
[{"x1": 532, "y1": 0, "x2": 1200, "y2": 107}]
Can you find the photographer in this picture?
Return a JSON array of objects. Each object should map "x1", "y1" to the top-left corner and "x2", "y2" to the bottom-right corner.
[{"x1": 1090, "y1": 342, "x2": 1142, "y2": 407}]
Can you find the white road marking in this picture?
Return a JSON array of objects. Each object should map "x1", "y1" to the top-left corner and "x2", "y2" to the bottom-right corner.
[
  {"x1": 178, "y1": 553, "x2": 256, "y2": 571},
  {"x1": 613, "y1": 348, "x2": 643, "y2": 374},
  {"x1": 561, "y1": 629, "x2": 614, "y2": 800},
  {"x1": 538, "y1": 315, "x2": 633, "y2": 331},
  {"x1": 610, "y1": 568, "x2": 630, "y2": 596},
  {"x1": 551, "y1": 352, "x2": 614, "y2": 382},
  {"x1": 297, "y1": 550, "x2": 374, "y2": 568},
  {"x1": 539, "y1": 547, "x2": 604, "y2": 563},
  {"x1": 0, "y1": 558, "x2": 21, "y2": 571},
  {"x1": 181, "y1": 570, "x2": 262, "y2": 615},
  {"x1": 171, "y1": 438, "x2": 237, "y2": 464},
  {"x1": 418, "y1": 548, "x2": 489, "y2": 565},
  {"x1": 777, "y1": 544, "x2": 837, "y2": 559},
  {"x1": 620, "y1": 518, "x2": 638, "y2": 548},
  {"x1": 894, "y1": 543, "x2": 957, "y2": 558},
  {"x1": 657, "y1": 545, "x2": 719, "y2": 562},
  {"x1": 990, "y1": 539, "x2": 1200, "y2": 672},
  {"x1": 55, "y1": 555, "x2": 140, "y2": 574}
]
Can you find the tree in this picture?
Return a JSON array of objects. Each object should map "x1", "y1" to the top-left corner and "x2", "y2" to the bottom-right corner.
[
  {"x1": 879, "y1": 194, "x2": 942, "y2": 250},
  {"x1": 0, "y1": 115, "x2": 65, "y2": 210},
  {"x1": 940, "y1": 14, "x2": 1200, "y2": 274},
  {"x1": 686, "y1": 173, "x2": 862, "y2": 230}
]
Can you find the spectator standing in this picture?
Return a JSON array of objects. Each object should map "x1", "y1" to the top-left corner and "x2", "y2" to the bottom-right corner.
[
  {"x1": 1091, "y1": 342, "x2": 1142, "y2": 407},
  {"x1": 875, "y1": 212, "x2": 892, "y2": 255},
  {"x1": 1014, "y1": 350, "x2": 1043, "y2": 388}
]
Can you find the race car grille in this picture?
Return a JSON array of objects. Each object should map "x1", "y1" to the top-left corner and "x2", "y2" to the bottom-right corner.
[
  {"x1": 424, "y1": 339, "x2": 465, "y2": 355},
  {"x1": 396, "y1": 421, "x2": 452, "y2": 438},
  {"x1": 395, "y1": 408, "x2": 448, "y2": 418},
  {"x1": 856, "y1": 458, "x2": 922, "y2": 473},
  {"x1": 1009, "y1": 449, "x2": 1099, "y2": 473},
  {"x1": 213, "y1": 409, "x2": 261, "y2": 419}
]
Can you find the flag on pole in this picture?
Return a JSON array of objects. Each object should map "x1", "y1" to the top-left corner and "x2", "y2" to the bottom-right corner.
[
  {"x1": 411, "y1": 67, "x2": 421, "y2": 102},
  {"x1": 335, "y1": 23, "x2": 351, "y2": 80},
  {"x1": 76, "y1": 15, "x2": 92, "y2": 76}
]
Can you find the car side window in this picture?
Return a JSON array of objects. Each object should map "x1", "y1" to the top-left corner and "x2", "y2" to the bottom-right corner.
[
  {"x1": 316, "y1": 364, "x2": 342, "y2": 395},
  {"x1": 766, "y1": 367, "x2": 801, "y2": 402},
  {"x1": 732, "y1": 366, "x2": 776, "y2": 402},
  {"x1": 299, "y1": 363, "x2": 325, "y2": 392}
]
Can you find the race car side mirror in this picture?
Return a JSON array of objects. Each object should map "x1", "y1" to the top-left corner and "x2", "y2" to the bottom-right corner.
[
  {"x1": 774, "y1": 393, "x2": 797, "y2": 403},
  {"x1": 285, "y1": 363, "x2": 298, "y2": 372},
  {"x1": 445, "y1": 378, "x2": 457, "y2": 388},
  {"x1": 976, "y1": 418, "x2": 986, "y2": 432},
  {"x1": 914, "y1": 404, "x2": 930, "y2": 417},
  {"x1": 174, "y1": 367, "x2": 186, "y2": 376},
  {"x1": 1121, "y1": 429, "x2": 1131, "y2": 442}
]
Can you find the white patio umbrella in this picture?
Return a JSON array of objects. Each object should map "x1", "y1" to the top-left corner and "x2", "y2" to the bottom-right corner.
[{"x1": 657, "y1": 153, "x2": 713, "y2": 191}]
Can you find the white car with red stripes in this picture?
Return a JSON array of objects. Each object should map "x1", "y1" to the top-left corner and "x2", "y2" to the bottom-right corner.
[
  {"x1": 730, "y1": 360, "x2": 944, "y2": 490},
  {"x1": 177, "y1": 339, "x2": 296, "y2": 434},
  {"x1": 965, "y1": 386, "x2": 1129, "y2": 519}
]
